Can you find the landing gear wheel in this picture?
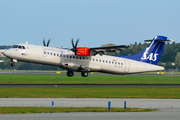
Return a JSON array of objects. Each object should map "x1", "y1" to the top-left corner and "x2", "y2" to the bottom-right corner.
[
  {"x1": 67, "y1": 71, "x2": 74, "y2": 77},
  {"x1": 11, "y1": 63, "x2": 15, "y2": 66},
  {"x1": 81, "y1": 72, "x2": 88, "y2": 77}
]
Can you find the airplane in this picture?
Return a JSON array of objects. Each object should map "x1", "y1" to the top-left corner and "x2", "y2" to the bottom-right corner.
[{"x1": 2, "y1": 35, "x2": 173, "y2": 77}]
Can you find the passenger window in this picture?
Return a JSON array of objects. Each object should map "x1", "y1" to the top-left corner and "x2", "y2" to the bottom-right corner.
[
  {"x1": 121, "y1": 63, "x2": 123, "y2": 65},
  {"x1": 67, "y1": 55, "x2": 68, "y2": 58},
  {"x1": 76, "y1": 56, "x2": 78, "y2": 59},
  {"x1": 118, "y1": 62, "x2": 120, "y2": 65},
  {"x1": 44, "y1": 52, "x2": 46, "y2": 54},
  {"x1": 103, "y1": 60, "x2": 105, "y2": 63},
  {"x1": 60, "y1": 54, "x2": 62, "y2": 57},
  {"x1": 51, "y1": 53, "x2": 52, "y2": 55},
  {"x1": 79, "y1": 57, "x2": 81, "y2": 59},
  {"x1": 109, "y1": 61, "x2": 111, "y2": 64},
  {"x1": 63, "y1": 55, "x2": 65, "y2": 57},
  {"x1": 83, "y1": 57, "x2": 85, "y2": 60},
  {"x1": 112, "y1": 62, "x2": 114, "y2": 64},
  {"x1": 115, "y1": 62, "x2": 117, "y2": 64},
  {"x1": 106, "y1": 61, "x2": 108, "y2": 63},
  {"x1": 93, "y1": 59, "x2": 95, "y2": 61},
  {"x1": 99, "y1": 60, "x2": 101, "y2": 62},
  {"x1": 54, "y1": 53, "x2": 56, "y2": 56},
  {"x1": 47, "y1": 52, "x2": 49, "y2": 55},
  {"x1": 73, "y1": 56, "x2": 75, "y2": 59},
  {"x1": 96, "y1": 59, "x2": 98, "y2": 62},
  {"x1": 89, "y1": 58, "x2": 91, "y2": 60},
  {"x1": 22, "y1": 46, "x2": 26, "y2": 49},
  {"x1": 57, "y1": 54, "x2": 59, "y2": 56}
]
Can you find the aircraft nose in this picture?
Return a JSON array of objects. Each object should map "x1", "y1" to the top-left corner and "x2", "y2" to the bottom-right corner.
[{"x1": 2, "y1": 50, "x2": 11, "y2": 57}]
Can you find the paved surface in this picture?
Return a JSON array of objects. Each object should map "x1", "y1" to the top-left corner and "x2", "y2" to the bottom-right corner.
[
  {"x1": 0, "y1": 98, "x2": 180, "y2": 109},
  {"x1": 1, "y1": 84, "x2": 180, "y2": 87},
  {"x1": 0, "y1": 111, "x2": 180, "y2": 120},
  {"x1": 0, "y1": 72, "x2": 180, "y2": 76}
]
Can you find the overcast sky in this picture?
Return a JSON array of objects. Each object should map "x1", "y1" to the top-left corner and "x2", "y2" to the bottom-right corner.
[{"x1": 0, "y1": 0, "x2": 180, "y2": 48}]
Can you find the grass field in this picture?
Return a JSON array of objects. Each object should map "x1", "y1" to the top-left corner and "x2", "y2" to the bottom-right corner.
[
  {"x1": 0, "y1": 107, "x2": 157, "y2": 114},
  {"x1": 1, "y1": 87, "x2": 180, "y2": 98},
  {"x1": 0, "y1": 74, "x2": 180, "y2": 84}
]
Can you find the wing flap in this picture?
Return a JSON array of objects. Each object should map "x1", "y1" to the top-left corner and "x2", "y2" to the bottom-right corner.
[{"x1": 89, "y1": 45, "x2": 132, "y2": 55}]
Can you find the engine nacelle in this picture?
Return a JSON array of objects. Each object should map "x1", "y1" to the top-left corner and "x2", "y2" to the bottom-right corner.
[{"x1": 76, "y1": 47, "x2": 90, "y2": 56}]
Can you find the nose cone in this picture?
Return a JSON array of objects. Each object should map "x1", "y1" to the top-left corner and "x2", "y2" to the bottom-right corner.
[{"x1": 2, "y1": 50, "x2": 11, "y2": 58}]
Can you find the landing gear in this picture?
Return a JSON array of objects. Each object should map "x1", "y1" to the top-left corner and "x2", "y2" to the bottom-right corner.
[
  {"x1": 10, "y1": 59, "x2": 17, "y2": 67},
  {"x1": 67, "y1": 71, "x2": 74, "y2": 77},
  {"x1": 11, "y1": 63, "x2": 15, "y2": 66},
  {"x1": 81, "y1": 71, "x2": 88, "y2": 77}
]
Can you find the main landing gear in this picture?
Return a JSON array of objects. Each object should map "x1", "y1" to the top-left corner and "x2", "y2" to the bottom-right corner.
[
  {"x1": 67, "y1": 71, "x2": 74, "y2": 77},
  {"x1": 81, "y1": 71, "x2": 88, "y2": 77},
  {"x1": 67, "y1": 71, "x2": 89, "y2": 77}
]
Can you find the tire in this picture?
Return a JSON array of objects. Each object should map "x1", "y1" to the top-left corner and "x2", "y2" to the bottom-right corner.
[
  {"x1": 81, "y1": 72, "x2": 88, "y2": 77},
  {"x1": 67, "y1": 71, "x2": 74, "y2": 77}
]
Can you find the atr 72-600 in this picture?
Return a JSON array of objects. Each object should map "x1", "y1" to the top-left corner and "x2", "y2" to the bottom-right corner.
[{"x1": 3, "y1": 35, "x2": 173, "y2": 77}]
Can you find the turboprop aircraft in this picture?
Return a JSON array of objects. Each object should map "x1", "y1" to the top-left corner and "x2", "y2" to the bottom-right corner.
[{"x1": 3, "y1": 35, "x2": 173, "y2": 77}]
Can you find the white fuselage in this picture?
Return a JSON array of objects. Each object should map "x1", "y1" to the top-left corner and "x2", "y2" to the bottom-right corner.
[{"x1": 3, "y1": 44, "x2": 164, "y2": 74}]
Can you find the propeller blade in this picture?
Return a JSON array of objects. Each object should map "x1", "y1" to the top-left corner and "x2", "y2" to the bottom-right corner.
[
  {"x1": 71, "y1": 38, "x2": 79, "y2": 55},
  {"x1": 43, "y1": 39, "x2": 46, "y2": 46},
  {"x1": 75, "y1": 39, "x2": 79, "y2": 48},
  {"x1": 71, "y1": 38, "x2": 75, "y2": 48},
  {"x1": 47, "y1": 39, "x2": 51, "y2": 47}
]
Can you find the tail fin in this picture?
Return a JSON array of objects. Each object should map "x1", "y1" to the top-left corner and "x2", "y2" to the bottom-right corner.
[{"x1": 121, "y1": 36, "x2": 173, "y2": 65}]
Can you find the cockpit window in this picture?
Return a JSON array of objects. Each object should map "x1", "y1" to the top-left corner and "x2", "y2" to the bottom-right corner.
[
  {"x1": 12, "y1": 45, "x2": 18, "y2": 48},
  {"x1": 18, "y1": 46, "x2": 22, "y2": 49},
  {"x1": 12, "y1": 45, "x2": 26, "y2": 49}
]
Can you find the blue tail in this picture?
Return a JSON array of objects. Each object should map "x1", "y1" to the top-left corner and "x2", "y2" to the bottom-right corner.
[{"x1": 121, "y1": 36, "x2": 168, "y2": 65}]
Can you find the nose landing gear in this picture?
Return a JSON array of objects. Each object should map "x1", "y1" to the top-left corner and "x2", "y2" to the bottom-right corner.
[
  {"x1": 10, "y1": 59, "x2": 17, "y2": 67},
  {"x1": 11, "y1": 63, "x2": 15, "y2": 66}
]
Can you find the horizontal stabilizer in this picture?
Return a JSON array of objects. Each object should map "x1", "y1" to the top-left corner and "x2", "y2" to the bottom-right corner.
[{"x1": 145, "y1": 39, "x2": 175, "y2": 42}]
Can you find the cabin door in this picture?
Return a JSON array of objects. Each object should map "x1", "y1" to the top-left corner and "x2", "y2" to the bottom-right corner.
[{"x1": 124, "y1": 59, "x2": 130, "y2": 73}]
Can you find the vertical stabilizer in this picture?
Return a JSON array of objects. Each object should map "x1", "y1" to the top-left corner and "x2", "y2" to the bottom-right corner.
[{"x1": 121, "y1": 36, "x2": 170, "y2": 65}]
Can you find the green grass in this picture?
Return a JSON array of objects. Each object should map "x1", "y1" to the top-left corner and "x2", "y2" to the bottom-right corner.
[
  {"x1": 0, "y1": 107, "x2": 157, "y2": 114},
  {"x1": 1, "y1": 87, "x2": 180, "y2": 98},
  {"x1": 0, "y1": 74, "x2": 180, "y2": 84}
]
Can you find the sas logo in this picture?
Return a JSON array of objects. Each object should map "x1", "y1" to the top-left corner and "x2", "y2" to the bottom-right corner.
[
  {"x1": 22, "y1": 53, "x2": 28, "y2": 56},
  {"x1": 141, "y1": 48, "x2": 158, "y2": 61}
]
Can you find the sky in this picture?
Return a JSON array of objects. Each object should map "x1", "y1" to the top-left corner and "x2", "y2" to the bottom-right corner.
[{"x1": 0, "y1": 0, "x2": 180, "y2": 48}]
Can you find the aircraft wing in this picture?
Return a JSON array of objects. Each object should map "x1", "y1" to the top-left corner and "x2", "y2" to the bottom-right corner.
[{"x1": 89, "y1": 45, "x2": 132, "y2": 55}]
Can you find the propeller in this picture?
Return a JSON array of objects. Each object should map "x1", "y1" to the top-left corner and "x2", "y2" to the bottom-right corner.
[
  {"x1": 43, "y1": 38, "x2": 51, "y2": 47},
  {"x1": 71, "y1": 38, "x2": 79, "y2": 55}
]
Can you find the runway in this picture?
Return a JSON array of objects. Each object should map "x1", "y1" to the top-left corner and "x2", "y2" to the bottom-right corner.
[
  {"x1": 1, "y1": 98, "x2": 180, "y2": 120},
  {"x1": 0, "y1": 72, "x2": 180, "y2": 76},
  {"x1": 0, "y1": 98, "x2": 180, "y2": 109},
  {"x1": 0, "y1": 84, "x2": 180, "y2": 87},
  {"x1": 1, "y1": 112, "x2": 180, "y2": 120}
]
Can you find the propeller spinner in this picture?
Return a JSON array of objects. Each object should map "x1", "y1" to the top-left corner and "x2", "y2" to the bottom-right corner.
[
  {"x1": 43, "y1": 39, "x2": 51, "y2": 47},
  {"x1": 71, "y1": 38, "x2": 79, "y2": 55}
]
